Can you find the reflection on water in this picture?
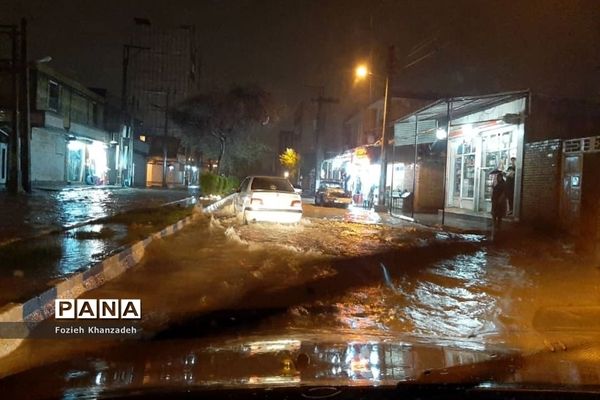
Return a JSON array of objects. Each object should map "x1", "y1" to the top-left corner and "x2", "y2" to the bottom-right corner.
[
  {"x1": 55, "y1": 189, "x2": 113, "y2": 227},
  {"x1": 53, "y1": 337, "x2": 497, "y2": 397},
  {"x1": 280, "y1": 249, "x2": 528, "y2": 348},
  {"x1": 0, "y1": 223, "x2": 129, "y2": 304}
]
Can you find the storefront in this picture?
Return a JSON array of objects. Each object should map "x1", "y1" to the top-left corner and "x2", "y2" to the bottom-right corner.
[
  {"x1": 321, "y1": 145, "x2": 381, "y2": 205},
  {"x1": 0, "y1": 138, "x2": 6, "y2": 186},
  {"x1": 66, "y1": 138, "x2": 109, "y2": 184},
  {"x1": 391, "y1": 91, "x2": 528, "y2": 227},
  {"x1": 447, "y1": 122, "x2": 521, "y2": 213}
]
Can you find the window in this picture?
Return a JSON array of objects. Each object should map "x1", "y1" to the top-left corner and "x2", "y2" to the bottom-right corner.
[
  {"x1": 92, "y1": 102, "x2": 98, "y2": 126},
  {"x1": 239, "y1": 178, "x2": 250, "y2": 192},
  {"x1": 250, "y1": 177, "x2": 294, "y2": 192},
  {"x1": 48, "y1": 81, "x2": 60, "y2": 112},
  {"x1": 453, "y1": 139, "x2": 476, "y2": 199}
]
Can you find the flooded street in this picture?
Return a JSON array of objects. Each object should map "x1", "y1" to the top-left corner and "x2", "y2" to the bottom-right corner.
[
  {"x1": 0, "y1": 187, "x2": 197, "y2": 245},
  {"x1": 2, "y1": 200, "x2": 599, "y2": 381}
]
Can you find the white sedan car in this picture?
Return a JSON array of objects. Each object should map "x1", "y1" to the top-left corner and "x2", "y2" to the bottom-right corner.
[{"x1": 234, "y1": 176, "x2": 303, "y2": 224}]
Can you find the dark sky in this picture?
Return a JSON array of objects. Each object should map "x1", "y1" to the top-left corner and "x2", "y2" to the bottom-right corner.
[{"x1": 4, "y1": 0, "x2": 600, "y2": 141}]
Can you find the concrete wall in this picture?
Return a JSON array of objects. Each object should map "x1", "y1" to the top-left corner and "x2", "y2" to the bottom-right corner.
[
  {"x1": 521, "y1": 139, "x2": 562, "y2": 227},
  {"x1": 31, "y1": 128, "x2": 66, "y2": 182},
  {"x1": 132, "y1": 152, "x2": 147, "y2": 187},
  {"x1": 146, "y1": 162, "x2": 183, "y2": 187}
]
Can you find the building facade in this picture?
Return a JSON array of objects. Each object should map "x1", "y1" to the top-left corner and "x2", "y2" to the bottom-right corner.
[
  {"x1": 324, "y1": 91, "x2": 600, "y2": 238},
  {"x1": 126, "y1": 20, "x2": 198, "y2": 187},
  {"x1": 29, "y1": 64, "x2": 113, "y2": 185}
]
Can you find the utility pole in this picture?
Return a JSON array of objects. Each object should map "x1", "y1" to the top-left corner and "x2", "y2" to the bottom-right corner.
[
  {"x1": 377, "y1": 45, "x2": 395, "y2": 211},
  {"x1": 310, "y1": 86, "x2": 339, "y2": 193},
  {"x1": 7, "y1": 24, "x2": 21, "y2": 193},
  {"x1": 19, "y1": 18, "x2": 31, "y2": 193},
  {"x1": 162, "y1": 91, "x2": 169, "y2": 188},
  {"x1": 120, "y1": 44, "x2": 149, "y2": 186}
]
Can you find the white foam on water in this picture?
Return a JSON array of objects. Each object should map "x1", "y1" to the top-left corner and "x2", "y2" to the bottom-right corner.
[
  {"x1": 219, "y1": 203, "x2": 236, "y2": 215},
  {"x1": 224, "y1": 226, "x2": 249, "y2": 245},
  {"x1": 208, "y1": 215, "x2": 224, "y2": 231}
]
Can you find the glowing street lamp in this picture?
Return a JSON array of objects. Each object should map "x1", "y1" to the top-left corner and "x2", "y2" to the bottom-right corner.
[{"x1": 355, "y1": 64, "x2": 369, "y2": 80}]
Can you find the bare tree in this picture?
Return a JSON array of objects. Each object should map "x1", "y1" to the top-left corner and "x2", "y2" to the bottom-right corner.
[{"x1": 171, "y1": 85, "x2": 273, "y2": 175}]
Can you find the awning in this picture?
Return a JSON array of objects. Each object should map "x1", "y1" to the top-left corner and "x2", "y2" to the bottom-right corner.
[{"x1": 393, "y1": 90, "x2": 529, "y2": 146}]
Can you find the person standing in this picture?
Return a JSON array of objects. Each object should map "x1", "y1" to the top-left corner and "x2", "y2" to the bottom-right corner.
[
  {"x1": 491, "y1": 170, "x2": 507, "y2": 240},
  {"x1": 505, "y1": 157, "x2": 516, "y2": 215}
]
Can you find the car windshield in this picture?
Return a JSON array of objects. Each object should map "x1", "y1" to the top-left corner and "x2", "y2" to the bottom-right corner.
[
  {"x1": 251, "y1": 177, "x2": 294, "y2": 192},
  {"x1": 2, "y1": 1, "x2": 600, "y2": 398},
  {"x1": 322, "y1": 182, "x2": 343, "y2": 189}
]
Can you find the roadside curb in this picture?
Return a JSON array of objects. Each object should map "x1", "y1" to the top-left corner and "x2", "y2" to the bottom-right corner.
[
  {"x1": 0, "y1": 195, "x2": 234, "y2": 358},
  {"x1": 201, "y1": 194, "x2": 235, "y2": 214}
]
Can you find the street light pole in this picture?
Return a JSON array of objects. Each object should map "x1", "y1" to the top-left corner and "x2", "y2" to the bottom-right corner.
[{"x1": 377, "y1": 45, "x2": 394, "y2": 212}]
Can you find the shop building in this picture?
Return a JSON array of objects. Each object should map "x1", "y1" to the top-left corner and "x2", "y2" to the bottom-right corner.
[
  {"x1": 325, "y1": 90, "x2": 600, "y2": 234},
  {"x1": 28, "y1": 65, "x2": 113, "y2": 185},
  {"x1": 390, "y1": 91, "x2": 527, "y2": 225}
]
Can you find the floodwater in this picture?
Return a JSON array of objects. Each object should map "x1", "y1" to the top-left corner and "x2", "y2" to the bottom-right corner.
[
  {"x1": 0, "y1": 187, "x2": 197, "y2": 245},
  {"x1": 2, "y1": 203, "x2": 599, "y2": 381},
  {"x1": 0, "y1": 223, "x2": 127, "y2": 305}
]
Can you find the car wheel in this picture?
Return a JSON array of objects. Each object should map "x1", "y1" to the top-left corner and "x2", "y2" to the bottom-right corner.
[{"x1": 315, "y1": 196, "x2": 320, "y2": 206}]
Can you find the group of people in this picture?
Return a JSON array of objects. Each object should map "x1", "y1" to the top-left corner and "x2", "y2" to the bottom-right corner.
[{"x1": 490, "y1": 157, "x2": 516, "y2": 236}]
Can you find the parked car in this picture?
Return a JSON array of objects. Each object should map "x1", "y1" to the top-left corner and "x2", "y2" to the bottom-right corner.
[
  {"x1": 315, "y1": 180, "x2": 352, "y2": 207},
  {"x1": 234, "y1": 176, "x2": 303, "y2": 224}
]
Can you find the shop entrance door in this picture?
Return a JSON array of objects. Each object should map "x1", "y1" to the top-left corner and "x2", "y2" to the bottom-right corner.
[
  {"x1": 449, "y1": 138, "x2": 478, "y2": 210},
  {"x1": 477, "y1": 129, "x2": 515, "y2": 213},
  {"x1": 0, "y1": 143, "x2": 6, "y2": 185}
]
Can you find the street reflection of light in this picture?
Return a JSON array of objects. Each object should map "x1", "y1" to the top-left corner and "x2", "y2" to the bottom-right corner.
[
  {"x1": 248, "y1": 339, "x2": 301, "y2": 354},
  {"x1": 95, "y1": 371, "x2": 104, "y2": 386},
  {"x1": 369, "y1": 349, "x2": 379, "y2": 365},
  {"x1": 184, "y1": 353, "x2": 196, "y2": 365},
  {"x1": 371, "y1": 365, "x2": 381, "y2": 381},
  {"x1": 247, "y1": 376, "x2": 300, "y2": 385}
]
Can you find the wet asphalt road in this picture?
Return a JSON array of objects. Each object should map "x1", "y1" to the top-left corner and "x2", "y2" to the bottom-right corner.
[{"x1": 1, "y1": 200, "x2": 599, "y2": 378}]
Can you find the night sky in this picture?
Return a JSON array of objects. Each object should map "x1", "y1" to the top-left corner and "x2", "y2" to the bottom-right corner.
[{"x1": 4, "y1": 0, "x2": 600, "y2": 142}]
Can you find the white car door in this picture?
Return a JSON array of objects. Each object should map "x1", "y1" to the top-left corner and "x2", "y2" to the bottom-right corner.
[{"x1": 236, "y1": 177, "x2": 251, "y2": 213}]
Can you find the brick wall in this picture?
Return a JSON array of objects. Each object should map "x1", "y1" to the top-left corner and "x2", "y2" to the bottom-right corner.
[
  {"x1": 521, "y1": 139, "x2": 562, "y2": 227},
  {"x1": 415, "y1": 159, "x2": 445, "y2": 212}
]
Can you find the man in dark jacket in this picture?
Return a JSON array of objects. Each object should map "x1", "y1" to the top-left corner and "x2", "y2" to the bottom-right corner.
[
  {"x1": 505, "y1": 157, "x2": 516, "y2": 215},
  {"x1": 490, "y1": 170, "x2": 507, "y2": 240}
]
